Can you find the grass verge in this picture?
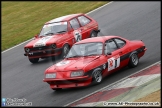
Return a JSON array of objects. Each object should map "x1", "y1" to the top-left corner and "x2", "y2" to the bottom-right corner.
[{"x1": 2, "y1": 1, "x2": 108, "y2": 51}]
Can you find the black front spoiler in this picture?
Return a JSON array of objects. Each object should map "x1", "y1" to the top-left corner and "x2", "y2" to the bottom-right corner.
[{"x1": 24, "y1": 48, "x2": 62, "y2": 56}]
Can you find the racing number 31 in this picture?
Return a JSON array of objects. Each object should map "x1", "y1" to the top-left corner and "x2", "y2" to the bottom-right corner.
[{"x1": 107, "y1": 55, "x2": 120, "y2": 71}]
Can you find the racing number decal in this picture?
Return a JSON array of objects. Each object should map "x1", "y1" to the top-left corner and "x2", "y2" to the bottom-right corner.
[
  {"x1": 73, "y1": 30, "x2": 82, "y2": 42},
  {"x1": 107, "y1": 55, "x2": 120, "y2": 71}
]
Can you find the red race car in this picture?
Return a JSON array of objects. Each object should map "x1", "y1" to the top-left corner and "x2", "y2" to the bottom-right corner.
[
  {"x1": 24, "y1": 13, "x2": 100, "y2": 63},
  {"x1": 43, "y1": 36, "x2": 147, "y2": 91}
]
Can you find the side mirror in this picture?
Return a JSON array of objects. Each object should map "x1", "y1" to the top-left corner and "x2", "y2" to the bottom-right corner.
[{"x1": 34, "y1": 34, "x2": 38, "y2": 38}]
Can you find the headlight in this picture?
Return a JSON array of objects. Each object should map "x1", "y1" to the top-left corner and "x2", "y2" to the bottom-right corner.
[
  {"x1": 51, "y1": 44, "x2": 56, "y2": 49},
  {"x1": 71, "y1": 70, "x2": 83, "y2": 77},
  {"x1": 25, "y1": 48, "x2": 30, "y2": 52},
  {"x1": 45, "y1": 73, "x2": 56, "y2": 78}
]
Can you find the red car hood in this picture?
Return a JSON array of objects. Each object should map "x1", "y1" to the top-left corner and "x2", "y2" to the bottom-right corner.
[
  {"x1": 25, "y1": 34, "x2": 65, "y2": 48},
  {"x1": 46, "y1": 56, "x2": 100, "y2": 72}
]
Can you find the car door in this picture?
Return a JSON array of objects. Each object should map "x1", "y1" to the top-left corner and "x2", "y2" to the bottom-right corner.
[
  {"x1": 69, "y1": 18, "x2": 82, "y2": 42},
  {"x1": 77, "y1": 15, "x2": 92, "y2": 39},
  {"x1": 113, "y1": 38, "x2": 130, "y2": 67},
  {"x1": 104, "y1": 39, "x2": 123, "y2": 72}
]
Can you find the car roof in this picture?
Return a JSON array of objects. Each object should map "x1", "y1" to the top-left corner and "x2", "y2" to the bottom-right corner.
[
  {"x1": 45, "y1": 13, "x2": 84, "y2": 24},
  {"x1": 75, "y1": 36, "x2": 123, "y2": 44}
]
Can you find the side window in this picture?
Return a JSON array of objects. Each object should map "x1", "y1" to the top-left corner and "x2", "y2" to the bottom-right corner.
[
  {"x1": 114, "y1": 38, "x2": 126, "y2": 48},
  {"x1": 70, "y1": 18, "x2": 80, "y2": 30},
  {"x1": 105, "y1": 40, "x2": 118, "y2": 54},
  {"x1": 78, "y1": 15, "x2": 91, "y2": 26}
]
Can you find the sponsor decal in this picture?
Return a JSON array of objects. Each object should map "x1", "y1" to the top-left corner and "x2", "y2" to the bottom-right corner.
[
  {"x1": 56, "y1": 60, "x2": 70, "y2": 66},
  {"x1": 33, "y1": 36, "x2": 52, "y2": 47}
]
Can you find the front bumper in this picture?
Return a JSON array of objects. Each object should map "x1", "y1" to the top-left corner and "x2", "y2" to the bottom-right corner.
[
  {"x1": 138, "y1": 47, "x2": 147, "y2": 58},
  {"x1": 43, "y1": 75, "x2": 92, "y2": 89},
  {"x1": 24, "y1": 48, "x2": 62, "y2": 58}
]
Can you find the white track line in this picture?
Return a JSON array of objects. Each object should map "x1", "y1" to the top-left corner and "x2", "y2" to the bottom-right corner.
[
  {"x1": 2, "y1": 38, "x2": 34, "y2": 53},
  {"x1": 64, "y1": 61, "x2": 161, "y2": 106},
  {"x1": 2, "y1": 1, "x2": 113, "y2": 53},
  {"x1": 86, "y1": 1, "x2": 113, "y2": 15}
]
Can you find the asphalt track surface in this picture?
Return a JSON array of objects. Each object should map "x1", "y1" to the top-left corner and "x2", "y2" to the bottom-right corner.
[{"x1": 2, "y1": 2, "x2": 160, "y2": 106}]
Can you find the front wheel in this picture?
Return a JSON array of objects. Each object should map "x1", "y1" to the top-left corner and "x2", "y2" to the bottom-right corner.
[
  {"x1": 128, "y1": 53, "x2": 139, "y2": 68},
  {"x1": 29, "y1": 58, "x2": 39, "y2": 64},
  {"x1": 92, "y1": 70, "x2": 102, "y2": 85},
  {"x1": 61, "y1": 44, "x2": 70, "y2": 59}
]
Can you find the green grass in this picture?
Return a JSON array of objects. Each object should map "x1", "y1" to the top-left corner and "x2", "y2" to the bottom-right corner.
[{"x1": 2, "y1": 1, "x2": 108, "y2": 51}]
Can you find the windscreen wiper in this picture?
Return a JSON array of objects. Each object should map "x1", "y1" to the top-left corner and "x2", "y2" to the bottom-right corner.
[
  {"x1": 66, "y1": 55, "x2": 82, "y2": 59},
  {"x1": 56, "y1": 31, "x2": 66, "y2": 33},
  {"x1": 84, "y1": 54, "x2": 98, "y2": 56},
  {"x1": 45, "y1": 32, "x2": 54, "y2": 36}
]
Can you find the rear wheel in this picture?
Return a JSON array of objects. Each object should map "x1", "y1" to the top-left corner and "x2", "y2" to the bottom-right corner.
[
  {"x1": 29, "y1": 58, "x2": 39, "y2": 64},
  {"x1": 61, "y1": 44, "x2": 70, "y2": 59},
  {"x1": 128, "y1": 53, "x2": 139, "y2": 68},
  {"x1": 90, "y1": 30, "x2": 97, "y2": 38}
]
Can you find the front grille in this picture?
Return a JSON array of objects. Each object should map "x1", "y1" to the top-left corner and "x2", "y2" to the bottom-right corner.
[
  {"x1": 30, "y1": 46, "x2": 51, "y2": 51},
  {"x1": 50, "y1": 79, "x2": 88, "y2": 84},
  {"x1": 31, "y1": 52, "x2": 44, "y2": 56}
]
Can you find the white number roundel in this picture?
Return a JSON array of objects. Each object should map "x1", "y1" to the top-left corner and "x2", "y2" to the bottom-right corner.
[
  {"x1": 73, "y1": 30, "x2": 82, "y2": 42},
  {"x1": 107, "y1": 55, "x2": 120, "y2": 71}
]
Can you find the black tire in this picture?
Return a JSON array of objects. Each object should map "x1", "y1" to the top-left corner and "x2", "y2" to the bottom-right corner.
[
  {"x1": 92, "y1": 69, "x2": 103, "y2": 85},
  {"x1": 51, "y1": 56, "x2": 56, "y2": 61},
  {"x1": 61, "y1": 44, "x2": 70, "y2": 59},
  {"x1": 128, "y1": 53, "x2": 139, "y2": 68},
  {"x1": 29, "y1": 58, "x2": 39, "y2": 64},
  {"x1": 52, "y1": 88, "x2": 62, "y2": 91},
  {"x1": 90, "y1": 30, "x2": 97, "y2": 38}
]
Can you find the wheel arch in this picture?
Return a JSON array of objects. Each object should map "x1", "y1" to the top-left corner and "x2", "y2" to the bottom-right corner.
[
  {"x1": 89, "y1": 30, "x2": 97, "y2": 38},
  {"x1": 128, "y1": 51, "x2": 139, "y2": 68},
  {"x1": 62, "y1": 42, "x2": 70, "y2": 49},
  {"x1": 129, "y1": 51, "x2": 138, "y2": 58},
  {"x1": 92, "y1": 67, "x2": 102, "y2": 76}
]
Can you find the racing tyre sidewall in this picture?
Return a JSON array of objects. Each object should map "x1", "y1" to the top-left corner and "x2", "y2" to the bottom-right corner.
[
  {"x1": 128, "y1": 53, "x2": 139, "y2": 68},
  {"x1": 61, "y1": 44, "x2": 70, "y2": 59},
  {"x1": 92, "y1": 69, "x2": 102, "y2": 85},
  {"x1": 90, "y1": 31, "x2": 97, "y2": 38}
]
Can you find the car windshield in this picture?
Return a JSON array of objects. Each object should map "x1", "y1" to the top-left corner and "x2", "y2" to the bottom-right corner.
[
  {"x1": 66, "y1": 42, "x2": 103, "y2": 58},
  {"x1": 39, "y1": 22, "x2": 68, "y2": 36}
]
